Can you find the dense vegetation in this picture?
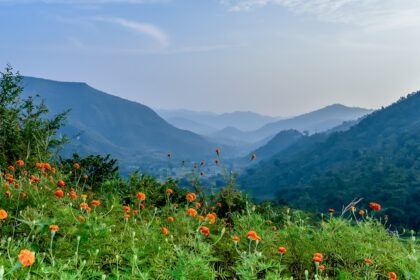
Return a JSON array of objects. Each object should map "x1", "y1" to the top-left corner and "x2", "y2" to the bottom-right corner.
[
  {"x1": 241, "y1": 92, "x2": 420, "y2": 230},
  {"x1": 0, "y1": 66, "x2": 418, "y2": 279}
]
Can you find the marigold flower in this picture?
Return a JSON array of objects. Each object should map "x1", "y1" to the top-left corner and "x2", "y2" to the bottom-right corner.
[
  {"x1": 91, "y1": 200, "x2": 101, "y2": 207},
  {"x1": 278, "y1": 247, "x2": 287, "y2": 254},
  {"x1": 328, "y1": 208, "x2": 335, "y2": 213},
  {"x1": 359, "y1": 210, "x2": 365, "y2": 216},
  {"x1": 167, "y1": 216, "x2": 174, "y2": 223},
  {"x1": 49, "y1": 224, "x2": 59, "y2": 232},
  {"x1": 166, "y1": 188, "x2": 174, "y2": 195},
  {"x1": 18, "y1": 249, "x2": 35, "y2": 267},
  {"x1": 73, "y1": 163, "x2": 80, "y2": 169},
  {"x1": 197, "y1": 215, "x2": 205, "y2": 221},
  {"x1": 246, "y1": 231, "x2": 261, "y2": 241},
  {"x1": 55, "y1": 189, "x2": 64, "y2": 198},
  {"x1": 162, "y1": 227, "x2": 169, "y2": 235},
  {"x1": 0, "y1": 209, "x2": 8, "y2": 220},
  {"x1": 369, "y1": 202, "x2": 381, "y2": 212},
  {"x1": 313, "y1": 253, "x2": 323, "y2": 263},
  {"x1": 364, "y1": 258, "x2": 373, "y2": 265},
  {"x1": 187, "y1": 208, "x2": 197, "y2": 217},
  {"x1": 8, "y1": 165, "x2": 15, "y2": 172},
  {"x1": 123, "y1": 206, "x2": 131, "y2": 213},
  {"x1": 232, "y1": 236, "x2": 240, "y2": 243},
  {"x1": 57, "y1": 180, "x2": 65, "y2": 187},
  {"x1": 15, "y1": 160, "x2": 25, "y2": 167},
  {"x1": 70, "y1": 190, "x2": 78, "y2": 200},
  {"x1": 206, "y1": 213, "x2": 216, "y2": 224},
  {"x1": 186, "y1": 192, "x2": 197, "y2": 202},
  {"x1": 199, "y1": 226, "x2": 210, "y2": 236},
  {"x1": 387, "y1": 272, "x2": 397, "y2": 280},
  {"x1": 78, "y1": 215, "x2": 86, "y2": 223},
  {"x1": 5, "y1": 190, "x2": 11, "y2": 198},
  {"x1": 136, "y1": 192, "x2": 146, "y2": 201},
  {"x1": 80, "y1": 202, "x2": 89, "y2": 210},
  {"x1": 81, "y1": 194, "x2": 88, "y2": 201},
  {"x1": 20, "y1": 192, "x2": 27, "y2": 198},
  {"x1": 139, "y1": 204, "x2": 145, "y2": 210},
  {"x1": 123, "y1": 214, "x2": 130, "y2": 220},
  {"x1": 82, "y1": 175, "x2": 88, "y2": 180},
  {"x1": 319, "y1": 265, "x2": 325, "y2": 271}
]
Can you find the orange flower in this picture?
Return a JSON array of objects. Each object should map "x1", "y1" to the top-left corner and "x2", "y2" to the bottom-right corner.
[
  {"x1": 18, "y1": 249, "x2": 35, "y2": 267},
  {"x1": 139, "y1": 204, "x2": 145, "y2": 210},
  {"x1": 199, "y1": 226, "x2": 210, "y2": 236},
  {"x1": 82, "y1": 175, "x2": 88, "y2": 180},
  {"x1": 73, "y1": 163, "x2": 80, "y2": 169},
  {"x1": 49, "y1": 224, "x2": 59, "y2": 232},
  {"x1": 136, "y1": 192, "x2": 146, "y2": 201},
  {"x1": 232, "y1": 236, "x2": 240, "y2": 244},
  {"x1": 123, "y1": 206, "x2": 131, "y2": 213},
  {"x1": 364, "y1": 258, "x2": 373, "y2": 265},
  {"x1": 186, "y1": 192, "x2": 197, "y2": 202},
  {"x1": 319, "y1": 265, "x2": 325, "y2": 271},
  {"x1": 162, "y1": 227, "x2": 169, "y2": 235},
  {"x1": 278, "y1": 247, "x2": 287, "y2": 254},
  {"x1": 0, "y1": 209, "x2": 8, "y2": 220},
  {"x1": 20, "y1": 192, "x2": 27, "y2": 199},
  {"x1": 55, "y1": 189, "x2": 64, "y2": 198},
  {"x1": 187, "y1": 208, "x2": 197, "y2": 217},
  {"x1": 246, "y1": 231, "x2": 261, "y2": 241},
  {"x1": 167, "y1": 216, "x2": 174, "y2": 223},
  {"x1": 195, "y1": 202, "x2": 201, "y2": 208},
  {"x1": 313, "y1": 253, "x2": 323, "y2": 263},
  {"x1": 250, "y1": 154, "x2": 256, "y2": 160},
  {"x1": 80, "y1": 202, "x2": 89, "y2": 210},
  {"x1": 78, "y1": 215, "x2": 86, "y2": 223},
  {"x1": 369, "y1": 202, "x2": 381, "y2": 212},
  {"x1": 15, "y1": 160, "x2": 25, "y2": 167},
  {"x1": 387, "y1": 272, "x2": 397, "y2": 280},
  {"x1": 328, "y1": 208, "x2": 335, "y2": 213},
  {"x1": 57, "y1": 180, "x2": 65, "y2": 187},
  {"x1": 123, "y1": 214, "x2": 130, "y2": 220},
  {"x1": 8, "y1": 165, "x2": 15, "y2": 172},
  {"x1": 69, "y1": 190, "x2": 78, "y2": 200},
  {"x1": 359, "y1": 210, "x2": 365, "y2": 216},
  {"x1": 91, "y1": 200, "x2": 101, "y2": 207},
  {"x1": 197, "y1": 215, "x2": 205, "y2": 221},
  {"x1": 216, "y1": 202, "x2": 222, "y2": 208},
  {"x1": 166, "y1": 188, "x2": 174, "y2": 195},
  {"x1": 5, "y1": 190, "x2": 11, "y2": 198},
  {"x1": 206, "y1": 213, "x2": 216, "y2": 224}
]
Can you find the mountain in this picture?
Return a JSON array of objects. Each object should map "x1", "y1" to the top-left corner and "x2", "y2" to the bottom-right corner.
[
  {"x1": 158, "y1": 109, "x2": 280, "y2": 133},
  {"x1": 240, "y1": 92, "x2": 420, "y2": 229},
  {"x1": 21, "y1": 77, "x2": 222, "y2": 173}
]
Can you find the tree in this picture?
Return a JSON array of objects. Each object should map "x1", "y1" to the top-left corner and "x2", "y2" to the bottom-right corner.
[{"x1": 0, "y1": 65, "x2": 68, "y2": 166}]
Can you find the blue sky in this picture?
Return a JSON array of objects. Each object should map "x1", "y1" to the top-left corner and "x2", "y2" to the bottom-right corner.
[{"x1": 1, "y1": 0, "x2": 420, "y2": 116}]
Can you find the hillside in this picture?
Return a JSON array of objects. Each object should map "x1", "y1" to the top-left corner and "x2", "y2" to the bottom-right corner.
[
  {"x1": 21, "y1": 77, "x2": 221, "y2": 172},
  {"x1": 240, "y1": 92, "x2": 420, "y2": 229}
]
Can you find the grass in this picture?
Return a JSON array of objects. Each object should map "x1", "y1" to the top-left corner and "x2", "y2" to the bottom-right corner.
[{"x1": 0, "y1": 163, "x2": 418, "y2": 280}]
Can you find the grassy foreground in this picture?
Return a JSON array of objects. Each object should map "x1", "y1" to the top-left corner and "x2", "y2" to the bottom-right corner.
[{"x1": 0, "y1": 162, "x2": 418, "y2": 280}]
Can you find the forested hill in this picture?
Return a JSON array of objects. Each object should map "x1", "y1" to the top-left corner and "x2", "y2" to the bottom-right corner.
[{"x1": 240, "y1": 92, "x2": 420, "y2": 229}]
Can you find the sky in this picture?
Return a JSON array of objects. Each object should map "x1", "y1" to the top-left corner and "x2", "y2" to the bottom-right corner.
[{"x1": 1, "y1": 0, "x2": 420, "y2": 116}]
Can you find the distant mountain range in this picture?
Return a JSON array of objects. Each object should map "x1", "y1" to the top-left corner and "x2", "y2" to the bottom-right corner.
[
  {"x1": 240, "y1": 92, "x2": 420, "y2": 229},
  {"x1": 21, "y1": 77, "x2": 225, "y2": 173}
]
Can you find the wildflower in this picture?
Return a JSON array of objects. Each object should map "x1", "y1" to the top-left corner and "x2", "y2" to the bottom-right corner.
[
  {"x1": 250, "y1": 154, "x2": 256, "y2": 160},
  {"x1": 206, "y1": 213, "x2": 216, "y2": 224},
  {"x1": 200, "y1": 171, "x2": 204, "y2": 176},
  {"x1": 359, "y1": 210, "x2": 365, "y2": 216},
  {"x1": 199, "y1": 226, "x2": 210, "y2": 236},
  {"x1": 123, "y1": 206, "x2": 131, "y2": 213},
  {"x1": 162, "y1": 227, "x2": 169, "y2": 235},
  {"x1": 364, "y1": 258, "x2": 373, "y2": 265},
  {"x1": 49, "y1": 224, "x2": 59, "y2": 232},
  {"x1": 20, "y1": 192, "x2": 27, "y2": 198},
  {"x1": 133, "y1": 210, "x2": 139, "y2": 215},
  {"x1": 91, "y1": 200, "x2": 101, "y2": 207},
  {"x1": 136, "y1": 192, "x2": 146, "y2": 201},
  {"x1": 187, "y1": 208, "x2": 197, "y2": 217},
  {"x1": 70, "y1": 190, "x2": 78, "y2": 200},
  {"x1": 200, "y1": 160, "x2": 205, "y2": 166},
  {"x1": 215, "y1": 148, "x2": 220, "y2": 157},
  {"x1": 78, "y1": 215, "x2": 86, "y2": 223},
  {"x1": 15, "y1": 160, "x2": 25, "y2": 167},
  {"x1": 166, "y1": 188, "x2": 174, "y2": 195},
  {"x1": 272, "y1": 226, "x2": 277, "y2": 231},
  {"x1": 214, "y1": 159, "x2": 220, "y2": 165},
  {"x1": 73, "y1": 163, "x2": 80, "y2": 169},
  {"x1": 195, "y1": 202, "x2": 201, "y2": 208},
  {"x1": 55, "y1": 189, "x2": 64, "y2": 198},
  {"x1": 139, "y1": 204, "x2": 145, "y2": 210},
  {"x1": 278, "y1": 247, "x2": 287, "y2": 254},
  {"x1": 186, "y1": 192, "x2": 197, "y2": 202},
  {"x1": 313, "y1": 253, "x2": 323, "y2": 263},
  {"x1": 267, "y1": 220, "x2": 273, "y2": 225},
  {"x1": 81, "y1": 194, "x2": 87, "y2": 201},
  {"x1": 82, "y1": 175, "x2": 88, "y2": 180},
  {"x1": 167, "y1": 216, "x2": 174, "y2": 223},
  {"x1": 57, "y1": 180, "x2": 65, "y2": 187},
  {"x1": 217, "y1": 202, "x2": 222, "y2": 207},
  {"x1": 0, "y1": 209, "x2": 8, "y2": 220},
  {"x1": 5, "y1": 191, "x2": 11, "y2": 198},
  {"x1": 328, "y1": 208, "x2": 335, "y2": 214},
  {"x1": 80, "y1": 202, "x2": 89, "y2": 210},
  {"x1": 18, "y1": 249, "x2": 35, "y2": 267},
  {"x1": 123, "y1": 214, "x2": 130, "y2": 220},
  {"x1": 232, "y1": 236, "x2": 240, "y2": 244},
  {"x1": 319, "y1": 265, "x2": 325, "y2": 271},
  {"x1": 387, "y1": 272, "x2": 397, "y2": 280},
  {"x1": 246, "y1": 231, "x2": 261, "y2": 241},
  {"x1": 369, "y1": 202, "x2": 381, "y2": 211},
  {"x1": 197, "y1": 215, "x2": 205, "y2": 221},
  {"x1": 8, "y1": 165, "x2": 15, "y2": 172}
]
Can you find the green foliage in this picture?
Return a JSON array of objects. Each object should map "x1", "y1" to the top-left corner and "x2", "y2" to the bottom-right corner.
[{"x1": 0, "y1": 65, "x2": 67, "y2": 167}]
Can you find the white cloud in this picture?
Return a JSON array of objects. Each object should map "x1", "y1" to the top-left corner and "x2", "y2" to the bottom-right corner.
[
  {"x1": 0, "y1": 0, "x2": 170, "y2": 4},
  {"x1": 94, "y1": 16, "x2": 169, "y2": 48},
  {"x1": 222, "y1": 0, "x2": 420, "y2": 30}
]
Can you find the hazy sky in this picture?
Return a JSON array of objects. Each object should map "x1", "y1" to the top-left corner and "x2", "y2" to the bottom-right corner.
[{"x1": 1, "y1": 0, "x2": 420, "y2": 116}]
